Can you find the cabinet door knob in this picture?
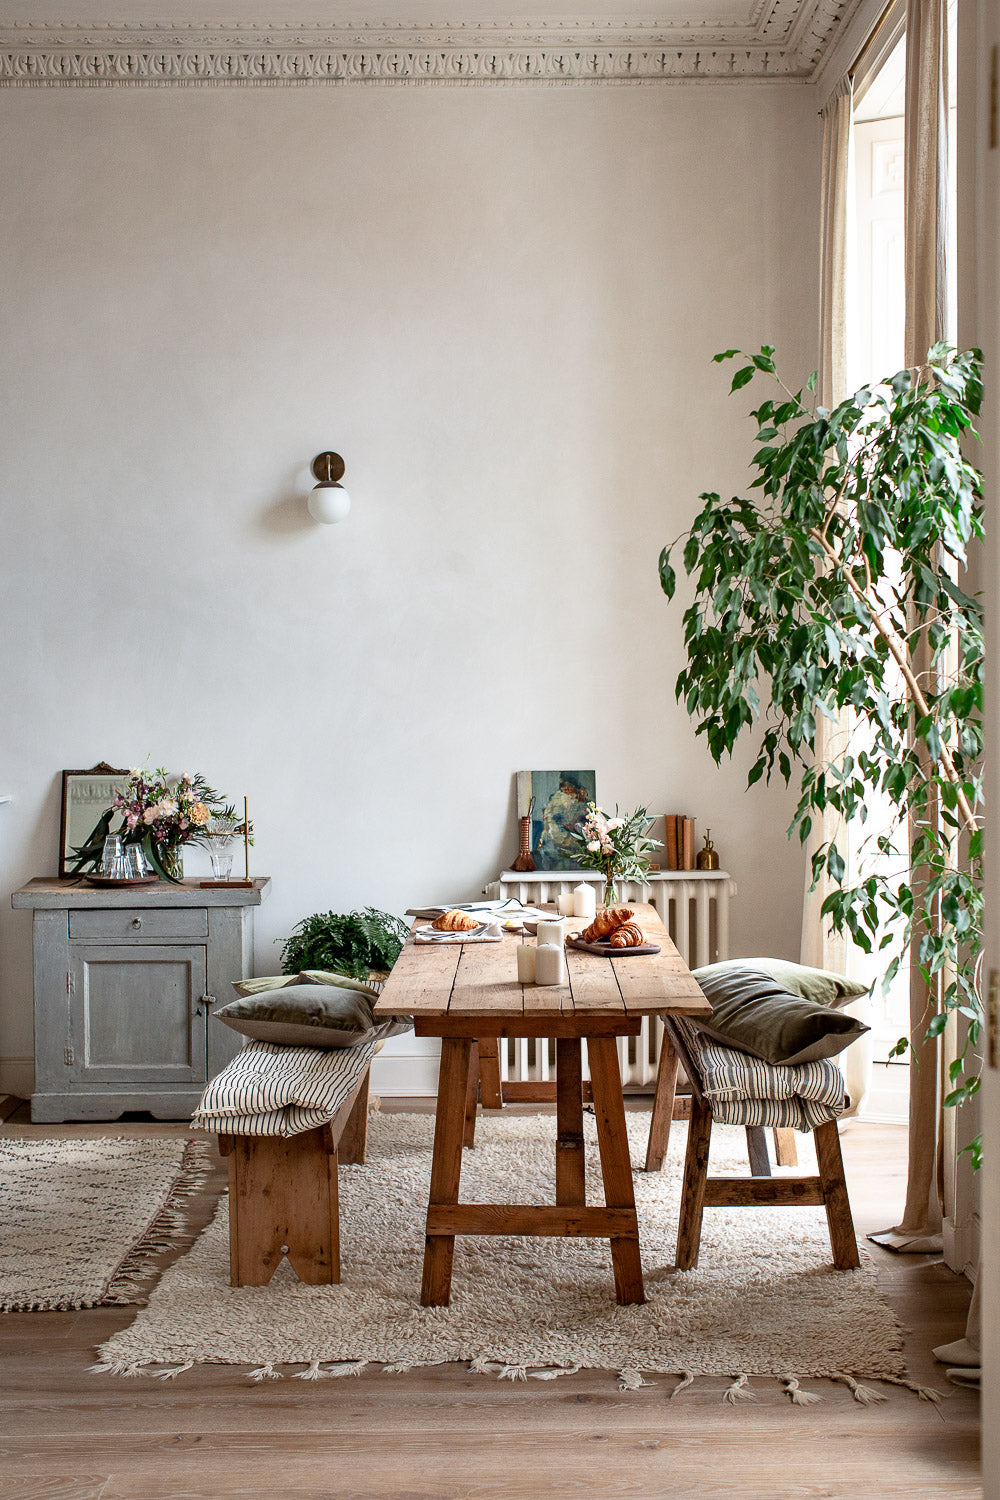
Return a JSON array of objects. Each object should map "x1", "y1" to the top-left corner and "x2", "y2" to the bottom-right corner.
[
  {"x1": 195, "y1": 993, "x2": 216, "y2": 1017},
  {"x1": 131, "y1": 917, "x2": 142, "y2": 930}
]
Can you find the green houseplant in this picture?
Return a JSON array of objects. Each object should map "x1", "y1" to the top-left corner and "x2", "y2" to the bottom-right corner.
[
  {"x1": 279, "y1": 907, "x2": 409, "y2": 981},
  {"x1": 658, "y1": 343, "x2": 983, "y2": 1154}
]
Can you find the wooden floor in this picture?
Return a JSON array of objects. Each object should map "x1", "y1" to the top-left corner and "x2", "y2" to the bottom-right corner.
[{"x1": 0, "y1": 1097, "x2": 980, "y2": 1500}]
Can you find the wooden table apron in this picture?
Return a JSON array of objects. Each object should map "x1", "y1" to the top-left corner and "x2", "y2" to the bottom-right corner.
[{"x1": 372, "y1": 904, "x2": 709, "y2": 1308}]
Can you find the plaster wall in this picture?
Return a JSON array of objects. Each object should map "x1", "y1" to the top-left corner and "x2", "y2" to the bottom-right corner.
[{"x1": 0, "y1": 81, "x2": 820, "y2": 1095}]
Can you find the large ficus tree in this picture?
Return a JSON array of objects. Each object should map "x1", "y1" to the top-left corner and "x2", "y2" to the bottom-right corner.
[{"x1": 659, "y1": 344, "x2": 983, "y2": 1141}]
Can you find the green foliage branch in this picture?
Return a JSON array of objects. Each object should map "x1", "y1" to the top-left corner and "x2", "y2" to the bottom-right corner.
[{"x1": 659, "y1": 344, "x2": 984, "y2": 1157}]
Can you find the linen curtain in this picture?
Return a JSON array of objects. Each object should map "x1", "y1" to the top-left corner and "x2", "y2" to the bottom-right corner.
[
  {"x1": 870, "y1": 0, "x2": 950, "y2": 1254},
  {"x1": 803, "y1": 76, "x2": 871, "y2": 1114}
]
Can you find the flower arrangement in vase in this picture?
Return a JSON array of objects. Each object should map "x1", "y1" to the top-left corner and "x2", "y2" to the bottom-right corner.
[
  {"x1": 568, "y1": 804, "x2": 661, "y2": 909},
  {"x1": 70, "y1": 766, "x2": 240, "y2": 882}
]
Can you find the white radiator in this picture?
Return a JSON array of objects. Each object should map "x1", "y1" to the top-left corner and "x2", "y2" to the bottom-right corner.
[{"x1": 485, "y1": 871, "x2": 735, "y2": 1091}]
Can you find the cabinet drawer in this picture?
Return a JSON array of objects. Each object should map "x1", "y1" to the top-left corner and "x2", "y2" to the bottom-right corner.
[{"x1": 69, "y1": 908, "x2": 210, "y2": 940}]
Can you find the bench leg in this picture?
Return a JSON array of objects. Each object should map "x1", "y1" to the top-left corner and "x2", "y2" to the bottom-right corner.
[
  {"x1": 814, "y1": 1120, "x2": 860, "y2": 1269},
  {"x1": 227, "y1": 1128, "x2": 340, "y2": 1288},
  {"x1": 338, "y1": 1069, "x2": 370, "y2": 1166},
  {"x1": 644, "y1": 1030, "x2": 680, "y2": 1172},
  {"x1": 773, "y1": 1128, "x2": 798, "y2": 1166},
  {"x1": 745, "y1": 1125, "x2": 771, "y2": 1177},
  {"x1": 676, "y1": 1095, "x2": 712, "y2": 1270},
  {"x1": 588, "y1": 1036, "x2": 644, "y2": 1305},
  {"x1": 422, "y1": 1036, "x2": 474, "y2": 1306}
]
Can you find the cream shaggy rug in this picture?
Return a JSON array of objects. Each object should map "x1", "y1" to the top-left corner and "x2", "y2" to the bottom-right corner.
[
  {"x1": 0, "y1": 1137, "x2": 212, "y2": 1311},
  {"x1": 95, "y1": 1113, "x2": 922, "y2": 1400}
]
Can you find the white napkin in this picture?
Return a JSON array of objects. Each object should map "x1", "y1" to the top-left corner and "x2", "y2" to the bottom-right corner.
[{"x1": 414, "y1": 920, "x2": 504, "y2": 944}]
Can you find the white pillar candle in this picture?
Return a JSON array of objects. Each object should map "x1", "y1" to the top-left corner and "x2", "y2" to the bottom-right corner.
[
  {"x1": 573, "y1": 883, "x2": 597, "y2": 920},
  {"x1": 516, "y1": 944, "x2": 536, "y2": 983},
  {"x1": 534, "y1": 944, "x2": 566, "y2": 986},
  {"x1": 557, "y1": 892, "x2": 576, "y2": 916},
  {"x1": 535, "y1": 919, "x2": 565, "y2": 947}
]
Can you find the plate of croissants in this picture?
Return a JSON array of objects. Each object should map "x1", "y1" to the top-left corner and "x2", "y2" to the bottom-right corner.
[
  {"x1": 428, "y1": 909, "x2": 487, "y2": 936},
  {"x1": 566, "y1": 905, "x2": 661, "y2": 957}
]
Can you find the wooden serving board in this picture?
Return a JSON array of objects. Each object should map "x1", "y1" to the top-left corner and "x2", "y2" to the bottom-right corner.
[{"x1": 566, "y1": 936, "x2": 661, "y2": 958}]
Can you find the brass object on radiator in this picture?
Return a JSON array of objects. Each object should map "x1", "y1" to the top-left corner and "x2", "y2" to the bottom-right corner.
[{"x1": 696, "y1": 830, "x2": 720, "y2": 871}]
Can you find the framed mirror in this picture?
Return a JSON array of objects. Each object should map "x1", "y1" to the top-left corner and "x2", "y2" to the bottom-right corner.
[{"x1": 59, "y1": 763, "x2": 130, "y2": 877}]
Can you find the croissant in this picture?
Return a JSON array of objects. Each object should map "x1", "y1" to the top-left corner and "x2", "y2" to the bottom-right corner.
[
  {"x1": 581, "y1": 906, "x2": 635, "y2": 943},
  {"x1": 608, "y1": 922, "x2": 645, "y2": 948},
  {"x1": 432, "y1": 908, "x2": 480, "y2": 932}
]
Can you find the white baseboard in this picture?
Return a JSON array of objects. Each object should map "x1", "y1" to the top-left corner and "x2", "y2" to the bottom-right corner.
[
  {"x1": 944, "y1": 1209, "x2": 981, "y2": 1279},
  {"x1": 370, "y1": 1050, "x2": 441, "y2": 1097},
  {"x1": 0, "y1": 1057, "x2": 33, "y2": 1098}
]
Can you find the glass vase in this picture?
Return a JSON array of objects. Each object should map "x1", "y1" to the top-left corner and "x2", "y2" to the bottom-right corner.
[
  {"x1": 160, "y1": 844, "x2": 184, "y2": 882},
  {"x1": 601, "y1": 876, "x2": 621, "y2": 910}
]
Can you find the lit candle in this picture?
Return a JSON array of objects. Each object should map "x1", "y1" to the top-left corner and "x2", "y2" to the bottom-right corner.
[
  {"x1": 534, "y1": 944, "x2": 566, "y2": 986},
  {"x1": 535, "y1": 919, "x2": 565, "y2": 947},
  {"x1": 557, "y1": 892, "x2": 576, "y2": 916},
  {"x1": 516, "y1": 944, "x2": 536, "y2": 983},
  {"x1": 573, "y1": 883, "x2": 596, "y2": 920}
]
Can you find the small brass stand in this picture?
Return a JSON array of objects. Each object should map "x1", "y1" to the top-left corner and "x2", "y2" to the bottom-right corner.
[{"x1": 200, "y1": 796, "x2": 255, "y2": 888}]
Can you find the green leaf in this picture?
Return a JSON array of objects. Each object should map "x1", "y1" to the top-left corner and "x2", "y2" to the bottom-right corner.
[
  {"x1": 731, "y1": 366, "x2": 755, "y2": 392},
  {"x1": 658, "y1": 548, "x2": 676, "y2": 599},
  {"x1": 713, "y1": 349, "x2": 739, "y2": 362}
]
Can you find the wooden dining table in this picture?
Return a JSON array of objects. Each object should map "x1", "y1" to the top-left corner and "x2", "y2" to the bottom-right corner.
[{"x1": 372, "y1": 902, "x2": 710, "y2": 1307}]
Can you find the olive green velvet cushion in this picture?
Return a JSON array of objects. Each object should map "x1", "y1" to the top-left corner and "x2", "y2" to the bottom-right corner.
[
  {"x1": 217, "y1": 971, "x2": 411, "y2": 1049},
  {"x1": 692, "y1": 966, "x2": 869, "y2": 1067},
  {"x1": 693, "y1": 957, "x2": 869, "y2": 1010}
]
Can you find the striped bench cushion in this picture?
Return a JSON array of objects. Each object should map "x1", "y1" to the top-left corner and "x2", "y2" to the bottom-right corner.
[
  {"x1": 676, "y1": 1019, "x2": 847, "y2": 1132},
  {"x1": 191, "y1": 1038, "x2": 375, "y2": 1138}
]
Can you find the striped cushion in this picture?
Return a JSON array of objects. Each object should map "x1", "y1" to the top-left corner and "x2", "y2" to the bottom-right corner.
[
  {"x1": 675, "y1": 1019, "x2": 846, "y2": 1132},
  {"x1": 191, "y1": 1038, "x2": 375, "y2": 1138}
]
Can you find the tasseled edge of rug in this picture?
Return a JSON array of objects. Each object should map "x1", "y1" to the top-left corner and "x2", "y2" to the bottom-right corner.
[
  {"x1": 291, "y1": 1359, "x2": 370, "y2": 1381},
  {"x1": 722, "y1": 1374, "x2": 755, "y2": 1404},
  {"x1": 86, "y1": 1357, "x2": 944, "y2": 1405},
  {"x1": 100, "y1": 1139, "x2": 216, "y2": 1306},
  {"x1": 469, "y1": 1358, "x2": 582, "y2": 1382},
  {"x1": 780, "y1": 1374, "x2": 823, "y2": 1406}
]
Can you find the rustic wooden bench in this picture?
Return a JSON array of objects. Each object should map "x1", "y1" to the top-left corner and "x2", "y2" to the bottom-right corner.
[
  {"x1": 658, "y1": 1018, "x2": 859, "y2": 1271},
  {"x1": 217, "y1": 1065, "x2": 371, "y2": 1288}
]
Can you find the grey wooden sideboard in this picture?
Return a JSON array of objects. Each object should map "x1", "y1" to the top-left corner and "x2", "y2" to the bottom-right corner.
[{"x1": 11, "y1": 877, "x2": 271, "y2": 1122}]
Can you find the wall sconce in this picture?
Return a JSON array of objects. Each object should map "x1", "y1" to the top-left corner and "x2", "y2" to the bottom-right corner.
[{"x1": 308, "y1": 451, "x2": 351, "y2": 524}]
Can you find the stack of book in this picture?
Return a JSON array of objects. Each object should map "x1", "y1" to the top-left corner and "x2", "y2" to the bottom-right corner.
[{"x1": 664, "y1": 815, "x2": 696, "y2": 871}]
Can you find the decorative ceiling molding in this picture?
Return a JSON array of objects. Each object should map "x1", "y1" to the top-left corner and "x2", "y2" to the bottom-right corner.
[{"x1": 0, "y1": 2, "x2": 860, "y2": 85}]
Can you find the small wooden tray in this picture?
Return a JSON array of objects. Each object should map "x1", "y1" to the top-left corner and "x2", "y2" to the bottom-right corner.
[{"x1": 566, "y1": 935, "x2": 661, "y2": 957}]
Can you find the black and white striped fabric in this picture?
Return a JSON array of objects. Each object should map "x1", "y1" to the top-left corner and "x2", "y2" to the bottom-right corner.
[
  {"x1": 675, "y1": 1018, "x2": 846, "y2": 1132},
  {"x1": 191, "y1": 1038, "x2": 376, "y2": 1138}
]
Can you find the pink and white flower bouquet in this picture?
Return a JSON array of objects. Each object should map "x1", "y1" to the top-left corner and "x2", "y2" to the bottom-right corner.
[
  {"x1": 568, "y1": 803, "x2": 660, "y2": 909},
  {"x1": 112, "y1": 767, "x2": 237, "y2": 880}
]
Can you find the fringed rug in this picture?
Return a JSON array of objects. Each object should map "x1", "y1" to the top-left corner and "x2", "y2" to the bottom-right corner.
[
  {"x1": 0, "y1": 1136, "x2": 212, "y2": 1311},
  {"x1": 95, "y1": 1114, "x2": 925, "y2": 1403}
]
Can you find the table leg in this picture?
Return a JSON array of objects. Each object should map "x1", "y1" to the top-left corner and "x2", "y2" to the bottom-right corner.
[
  {"x1": 555, "y1": 1038, "x2": 585, "y2": 1206},
  {"x1": 477, "y1": 1036, "x2": 504, "y2": 1108},
  {"x1": 464, "y1": 1041, "x2": 480, "y2": 1149},
  {"x1": 587, "y1": 1035, "x2": 645, "y2": 1305},
  {"x1": 421, "y1": 1036, "x2": 474, "y2": 1307}
]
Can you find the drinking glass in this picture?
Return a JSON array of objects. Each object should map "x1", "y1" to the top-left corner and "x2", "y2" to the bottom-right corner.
[
  {"x1": 100, "y1": 835, "x2": 130, "y2": 880},
  {"x1": 207, "y1": 816, "x2": 239, "y2": 881}
]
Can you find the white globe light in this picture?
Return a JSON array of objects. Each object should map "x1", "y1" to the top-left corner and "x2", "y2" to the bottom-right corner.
[{"x1": 307, "y1": 482, "x2": 351, "y2": 524}]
